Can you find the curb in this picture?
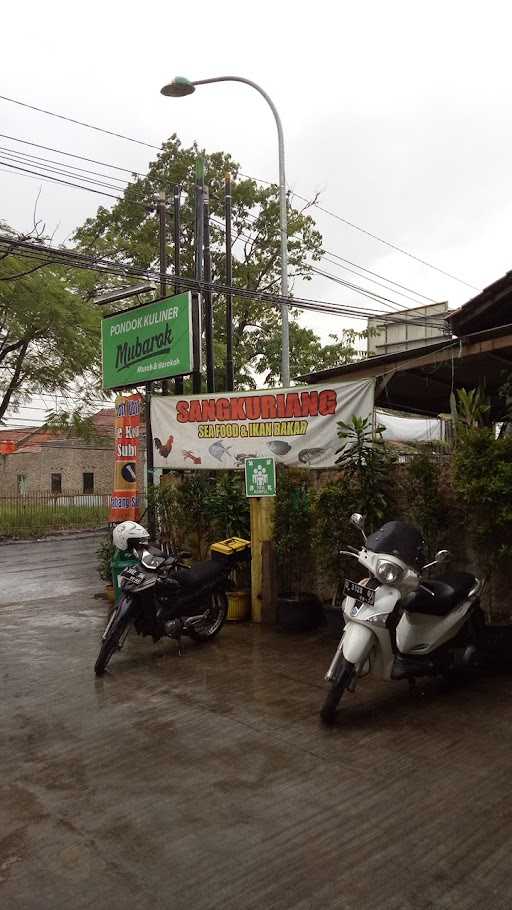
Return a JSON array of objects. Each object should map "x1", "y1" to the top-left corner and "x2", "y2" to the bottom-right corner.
[{"x1": 0, "y1": 526, "x2": 110, "y2": 546}]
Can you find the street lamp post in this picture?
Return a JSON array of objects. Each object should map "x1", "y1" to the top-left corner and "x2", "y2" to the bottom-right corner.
[{"x1": 160, "y1": 75, "x2": 290, "y2": 387}]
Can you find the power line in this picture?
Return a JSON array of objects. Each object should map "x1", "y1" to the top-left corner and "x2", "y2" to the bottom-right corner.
[
  {"x1": 0, "y1": 94, "x2": 160, "y2": 151},
  {"x1": 0, "y1": 145, "x2": 131, "y2": 185},
  {"x1": 321, "y1": 255, "x2": 437, "y2": 306},
  {"x1": 323, "y1": 249, "x2": 438, "y2": 303},
  {"x1": 0, "y1": 159, "x2": 122, "y2": 199},
  {"x1": 290, "y1": 190, "x2": 480, "y2": 292},
  {"x1": 0, "y1": 134, "x2": 450, "y2": 309},
  {"x1": 208, "y1": 189, "x2": 439, "y2": 306},
  {"x1": 0, "y1": 152, "x2": 128, "y2": 193},
  {"x1": 2, "y1": 152, "x2": 434, "y2": 312},
  {"x1": 0, "y1": 94, "x2": 480, "y2": 291},
  {"x1": 0, "y1": 235, "x2": 450, "y2": 329},
  {"x1": 0, "y1": 132, "x2": 144, "y2": 175}
]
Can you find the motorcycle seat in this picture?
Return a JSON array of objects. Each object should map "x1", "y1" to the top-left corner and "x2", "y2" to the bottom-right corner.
[
  {"x1": 405, "y1": 572, "x2": 477, "y2": 617},
  {"x1": 175, "y1": 560, "x2": 225, "y2": 591}
]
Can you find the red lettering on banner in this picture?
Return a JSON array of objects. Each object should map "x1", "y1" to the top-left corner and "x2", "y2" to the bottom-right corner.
[
  {"x1": 176, "y1": 401, "x2": 189, "y2": 422},
  {"x1": 260, "y1": 395, "x2": 277, "y2": 419},
  {"x1": 201, "y1": 400, "x2": 216, "y2": 421},
  {"x1": 189, "y1": 401, "x2": 203, "y2": 422},
  {"x1": 284, "y1": 393, "x2": 303, "y2": 418},
  {"x1": 302, "y1": 390, "x2": 319, "y2": 416},
  {"x1": 176, "y1": 389, "x2": 339, "y2": 422},
  {"x1": 319, "y1": 389, "x2": 337, "y2": 416},
  {"x1": 230, "y1": 398, "x2": 247, "y2": 420},
  {"x1": 245, "y1": 397, "x2": 262, "y2": 420},
  {"x1": 216, "y1": 398, "x2": 230, "y2": 420}
]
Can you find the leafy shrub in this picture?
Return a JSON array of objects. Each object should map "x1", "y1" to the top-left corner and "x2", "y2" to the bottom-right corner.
[
  {"x1": 149, "y1": 472, "x2": 249, "y2": 559},
  {"x1": 453, "y1": 428, "x2": 512, "y2": 576},
  {"x1": 273, "y1": 467, "x2": 315, "y2": 594},
  {"x1": 335, "y1": 414, "x2": 396, "y2": 530},
  {"x1": 401, "y1": 451, "x2": 457, "y2": 559},
  {"x1": 96, "y1": 534, "x2": 115, "y2": 582}
]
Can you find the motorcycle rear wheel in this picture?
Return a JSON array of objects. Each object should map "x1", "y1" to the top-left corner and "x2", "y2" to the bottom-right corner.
[
  {"x1": 94, "y1": 607, "x2": 130, "y2": 676},
  {"x1": 188, "y1": 589, "x2": 228, "y2": 642}
]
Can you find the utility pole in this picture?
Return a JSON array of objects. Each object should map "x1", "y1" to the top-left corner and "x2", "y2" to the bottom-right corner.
[
  {"x1": 192, "y1": 158, "x2": 204, "y2": 394},
  {"x1": 145, "y1": 191, "x2": 168, "y2": 534},
  {"x1": 203, "y1": 185, "x2": 214, "y2": 392},
  {"x1": 224, "y1": 174, "x2": 234, "y2": 391},
  {"x1": 158, "y1": 191, "x2": 170, "y2": 397},
  {"x1": 173, "y1": 185, "x2": 184, "y2": 396}
]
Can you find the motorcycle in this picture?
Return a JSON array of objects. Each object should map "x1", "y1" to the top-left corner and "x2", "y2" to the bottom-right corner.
[
  {"x1": 94, "y1": 521, "x2": 250, "y2": 676},
  {"x1": 321, "y1": 512, "x2": 487, "y2": 724}
]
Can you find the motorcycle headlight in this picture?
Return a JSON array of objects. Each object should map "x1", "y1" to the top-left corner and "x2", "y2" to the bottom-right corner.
[{"x1": 376, "y1": 560, "x2": 404, "y2": 585}]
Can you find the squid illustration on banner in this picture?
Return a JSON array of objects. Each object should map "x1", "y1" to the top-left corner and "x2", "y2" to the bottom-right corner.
[
  {"x1": 151, "y1": 379, "x2": 375, "y2": 470},
  {"x1": 110, "y1": 393, "x2": 142, "y2": 522}
]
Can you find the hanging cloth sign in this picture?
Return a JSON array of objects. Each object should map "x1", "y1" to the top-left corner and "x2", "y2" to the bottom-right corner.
[
  {"x1": 151, "y1": 379, "x2": 374, "y2": 470},
  {"x1": 109, "y1": 393, "x2": 142, "y2": 522}
]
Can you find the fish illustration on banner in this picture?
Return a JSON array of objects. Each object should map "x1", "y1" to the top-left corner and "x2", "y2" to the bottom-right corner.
[
  {"x1": 151, "y1": 379, "x2": 375, "y2": 471},
  {"x1": 110, "y1": 393, "x2": 142, "y2": 522}
]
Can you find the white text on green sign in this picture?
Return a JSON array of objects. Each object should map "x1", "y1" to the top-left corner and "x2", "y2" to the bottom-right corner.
[
  {"x1": 245, "y1": 457, "x2": 276, "y2": 497},
  {"x1": 101, "y1": 292, "x2": 193, "y2": 390}
]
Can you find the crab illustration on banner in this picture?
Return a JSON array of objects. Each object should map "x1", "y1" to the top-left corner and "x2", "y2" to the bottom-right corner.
[
  {"x1": 109, "y1": 393, "x2": 142, "y2": 522},
  {"x1": 151, "y1": 379, "x2": 375, "y2": 470}
]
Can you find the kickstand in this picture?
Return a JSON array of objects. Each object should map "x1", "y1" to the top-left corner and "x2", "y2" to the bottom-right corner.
[{"x1": 176, "y1": 635, "x2": 183, "y2": 657}]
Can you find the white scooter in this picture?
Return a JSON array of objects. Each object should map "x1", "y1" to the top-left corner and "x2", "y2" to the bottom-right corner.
[{"x1": 321, "y1": 513, "x2": 484, "y2": 725}]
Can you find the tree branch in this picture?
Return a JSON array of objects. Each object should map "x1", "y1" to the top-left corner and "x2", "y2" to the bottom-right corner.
[{"x1": 0, "y1": 339, "x2": 30, "y2": 421}]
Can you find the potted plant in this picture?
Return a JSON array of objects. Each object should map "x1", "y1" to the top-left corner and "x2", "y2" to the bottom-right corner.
[{"x1": 273, "y1": 467, "x2": 322, "y2": 631}]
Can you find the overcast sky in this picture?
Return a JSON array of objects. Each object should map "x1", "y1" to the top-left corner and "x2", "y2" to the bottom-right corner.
[{"x1": 2, "y1": 0, "x2": 512, "y2": 421}]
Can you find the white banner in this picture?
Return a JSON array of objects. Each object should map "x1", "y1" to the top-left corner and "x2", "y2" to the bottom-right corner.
[{"x1": 151, "y1": 379, "x2": 375, "y2": 470}]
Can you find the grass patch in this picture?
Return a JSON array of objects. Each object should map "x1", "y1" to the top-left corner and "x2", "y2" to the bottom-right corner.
[{"x1": 0, "y1": 505, "x2": 109, "y2": 539}]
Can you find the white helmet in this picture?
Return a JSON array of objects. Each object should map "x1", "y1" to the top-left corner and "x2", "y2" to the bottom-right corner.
[{"x1": 113, "y1": 520, "x2": 150, "y2": 552}]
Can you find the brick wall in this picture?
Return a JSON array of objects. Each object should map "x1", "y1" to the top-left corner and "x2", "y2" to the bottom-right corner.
[
  {"x1": 0, "y1": 433, "x2": 147, "y2": 495},
  {"x1": 0, "y1": 441, "x2": 114, "y2": 494}
]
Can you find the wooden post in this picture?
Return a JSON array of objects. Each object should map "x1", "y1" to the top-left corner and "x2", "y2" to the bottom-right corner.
[{"x1": 250, "y1": 497, "x2": 275, "y2": 622}]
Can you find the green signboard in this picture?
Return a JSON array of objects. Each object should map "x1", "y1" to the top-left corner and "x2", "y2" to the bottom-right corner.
[
  {"x1": 101, "y1": 292, "x2": 194, "y2": 390},
  {"x1": 245, "y1": 457, "x2": 276, "y2": 497}
]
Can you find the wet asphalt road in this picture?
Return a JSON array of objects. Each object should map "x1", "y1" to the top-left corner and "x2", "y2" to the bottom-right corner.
[
  {"x1": 2, "y1": 538, "x2": 512, "y2": 909},
  {"x1": 0, "y1": 533, "x2": 105, "y2": 605}
]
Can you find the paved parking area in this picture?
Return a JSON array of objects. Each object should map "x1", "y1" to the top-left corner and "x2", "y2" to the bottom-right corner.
[{"x1": 2, "y1": 586, "x2": 512, "y2": 909}]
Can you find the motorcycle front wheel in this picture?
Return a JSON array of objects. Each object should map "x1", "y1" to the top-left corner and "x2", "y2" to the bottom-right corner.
[
  {"x1": 320, "y1": 660, "x2": 355, "y2": 726},
  {"x1": 94, "y1": 601, "x2": 131, "y2": 676},
  {"x1": 188, "y1": 589, "x2": 228, "y2": 642}
]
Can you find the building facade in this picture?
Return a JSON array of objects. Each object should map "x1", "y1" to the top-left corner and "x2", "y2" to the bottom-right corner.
[
  {"x1": 0, "y1": 409, "x2": 116, "y2": 495},
  {"x1": 367, "y1": 301, "x2": 450, "y2": 356}
]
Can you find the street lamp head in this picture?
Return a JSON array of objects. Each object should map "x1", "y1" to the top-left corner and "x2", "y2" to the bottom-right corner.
[{"x1": 160, "y1": 77, "x2": 196, "y2": 98}]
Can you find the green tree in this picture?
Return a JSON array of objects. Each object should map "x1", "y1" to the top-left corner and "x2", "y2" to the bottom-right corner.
[
  {"x1": 72, "y1": 135, "x2": 361, "y2": 387},
  {"x1": 335, "y1": 415, "x2": 396, "y2": 529},
  {"x1": 0, "y1": 223, "x2": 102, "y2": 421}
]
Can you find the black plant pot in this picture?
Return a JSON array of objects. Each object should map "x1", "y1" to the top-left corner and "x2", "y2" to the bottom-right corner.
[
  {"x1": 323, "y1": 604, "x2": 346, "y2": 638},
  {"x1": 276, "y1": 592, "x2": 323, "y2": 632}
]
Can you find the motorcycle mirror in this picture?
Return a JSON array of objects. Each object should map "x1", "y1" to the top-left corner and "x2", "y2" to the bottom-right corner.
[
  {"x1": 349, "y1": 513, "x2": 367, "y2": 541},
  {"x1": 434, "y1": 549, "x2": 450, "y2": 564}
]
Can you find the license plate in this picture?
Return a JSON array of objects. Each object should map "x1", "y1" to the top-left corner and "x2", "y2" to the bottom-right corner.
[
  {"x1": 344, "y1": 579, "x2": 375, "y2": 606},
  {"x1": 122, "y1": 567, "x2": 145, "y2": 586}
]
